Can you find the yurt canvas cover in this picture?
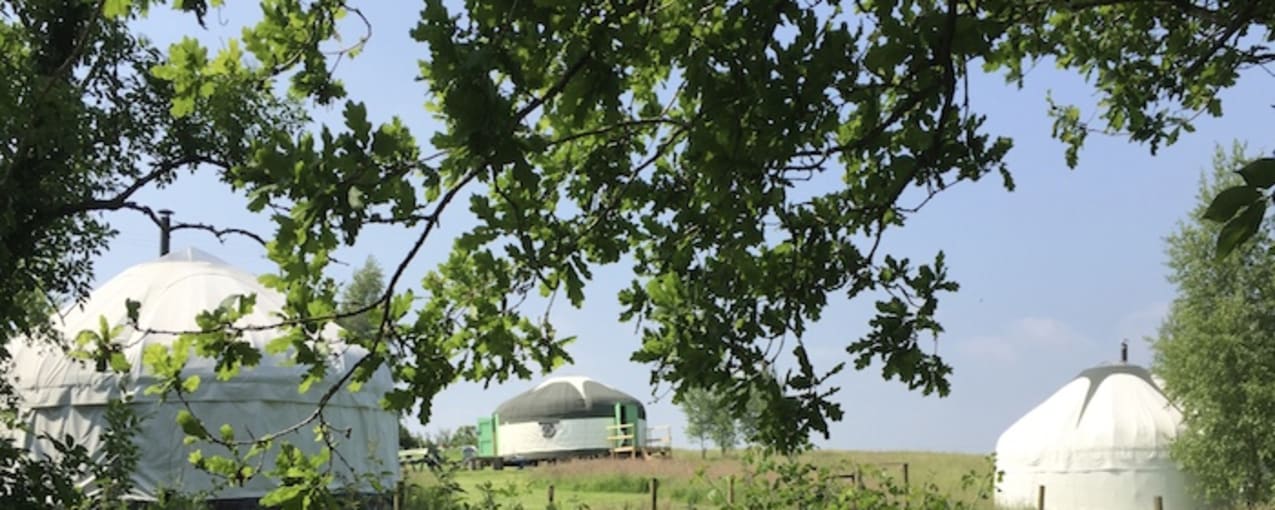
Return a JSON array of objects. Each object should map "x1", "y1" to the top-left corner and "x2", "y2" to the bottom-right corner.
[
  {"x1": 493, "y1": 376, "x2": 645, "y2": 459},
  {"x1": 995, "y1": 363, "x2": 1199, "y2": 510},
  {"x1": 4, "y1": 248, "x2": 399, "y2": 502}
]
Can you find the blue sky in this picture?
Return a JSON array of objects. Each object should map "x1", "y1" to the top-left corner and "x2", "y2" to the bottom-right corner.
[{"x1": 93, "y1": 4, "x2": 1272, "y2": 454}]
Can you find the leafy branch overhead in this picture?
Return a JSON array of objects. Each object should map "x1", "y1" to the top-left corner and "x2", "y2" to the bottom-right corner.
[
  {"x1": 1203, "y1": 158, "x2": 1275, "y2": 258},
  {"x1": 4, "y1": 0, "x2": 1275, "y2": 506}
]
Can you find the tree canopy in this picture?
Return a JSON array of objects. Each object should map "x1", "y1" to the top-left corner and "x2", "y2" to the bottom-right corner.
[
  {"x1": 450, "y1": 425, "x2": 478, "y2": 448},
  {"x1": 679, "y1": 385, "x2": 765, "y2": 457},
  {"x1": 336, "y1": 256, "x2": 387, "y2": 339},
  {"x1": 680, "y1": 387, "x2": 735, "y2": 458},
  {"x1": 1154, "y1": 144, "x2": 1275, "y2": 508},
  {"x1": 2, "y1": 0, "x2": 1273, "y2": 506}
]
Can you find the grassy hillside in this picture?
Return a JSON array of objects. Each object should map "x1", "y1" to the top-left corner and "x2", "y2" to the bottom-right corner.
[{"x1": 403, "y1": 449, "x2": 996, "y2": 509}]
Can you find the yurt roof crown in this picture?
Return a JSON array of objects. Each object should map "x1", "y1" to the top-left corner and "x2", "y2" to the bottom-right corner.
[{"x1": 495, "y1": 376, "x2": 645, "y2": 423}]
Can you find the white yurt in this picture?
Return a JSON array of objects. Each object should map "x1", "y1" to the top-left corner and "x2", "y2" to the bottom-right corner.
[
  {"x1": 3, "y1": 248, "x2": 399, "y2": 505},
  {"x1": 994, "y1": 357, "x2": 1200, "y2": 510},
  {"x1": 490, "y1": 376, "x2": 645, "y2": 460}
]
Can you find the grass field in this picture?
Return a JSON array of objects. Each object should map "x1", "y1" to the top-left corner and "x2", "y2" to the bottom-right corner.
[{"x1": 403, "y1": 449, "x2": 997, "y2": 509}]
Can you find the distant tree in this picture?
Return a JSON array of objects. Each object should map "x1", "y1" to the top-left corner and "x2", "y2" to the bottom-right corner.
[
  {"x1": 680, "y1": 386, "x2": 750, "y2": 457},
  {"x1": 398, "y1": 422, "x2": 424, "y2": 450},
  {"x1": 679, "y1": 387, "x2": 718, "y2": 459},
  {"x1": 452, "y1": 425, "x2": 478, "y2": 447},
  {"x1": 1153, "y1": 143, "x2": 1275, "y2": 508},
  {"x1": 707, "y1": 404, "x2": 740, "y2": 456},
  {"x1": 430, "y1": 427, "x2": 455, "y2": 449},
  {"x1": 336, "y1": 256, "x2": 386, "y2": 338},
  {"x1": 736, "y1": 389, "x2": 767, "y2": 448},
  {"x1": 736, "y1": 364, "x2": 777, "y2": 447}
]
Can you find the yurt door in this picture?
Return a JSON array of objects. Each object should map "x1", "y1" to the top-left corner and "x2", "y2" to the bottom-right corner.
[
  {"x1": 614, "y1": 403, "x2": 640, "y2": 448},
  {"x1": 477, "y1": 415, "x2": 496, "y2": 457}
]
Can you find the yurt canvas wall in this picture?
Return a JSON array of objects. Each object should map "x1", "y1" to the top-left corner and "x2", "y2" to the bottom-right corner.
[
  {"x1": 492, "y1": 376, "x2": 645, "y2": 460},
  {"x1": 3, "y1": 248, "x2": 399, "y2": 504},
  {"x1": 995, "y1": 363, "x2": 1200, "y2": 510}
]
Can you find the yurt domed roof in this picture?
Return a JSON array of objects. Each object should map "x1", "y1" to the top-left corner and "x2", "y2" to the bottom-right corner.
[
  {"x1": 496, "y1": 376, "x2": 645, "y2": 423},
  {"x1": 996, "y1": 363, "x2": 1183, "y2": 464},
  {"x1": 8, "y1": 246, "x2": 391, "y2": 408},
  {"x1": 994, "y1": 362, "x2": 1198, "y2": 510}
]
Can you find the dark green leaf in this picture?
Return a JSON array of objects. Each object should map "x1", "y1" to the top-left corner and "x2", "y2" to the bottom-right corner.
[
  {"x1": 125, "y1": 300, "x2": 142, "y2": 325},
  {"x1": 343, "y1": 101, "x2": 372, "y2": 142},
  {"x1": 1216, "y1": 200, "x2": 1268, "y2": 260},
  {"x1": 1203, "y1": 185, "x2": 1259, "y2": 223},
  {"x1": 1239, "y1": 158, "x2": 1275, "y2": 188}
]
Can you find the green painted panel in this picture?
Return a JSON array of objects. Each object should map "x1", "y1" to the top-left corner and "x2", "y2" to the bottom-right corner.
[
  {"x1": 477, "y1": 415, "x2": 496, "y2": 457},
  {"x1": 625, "y1": 403, "x2": 641, "y2": 447},
  {"x1": 611, "y1": 402, "x2": 642, "y2": 448}
]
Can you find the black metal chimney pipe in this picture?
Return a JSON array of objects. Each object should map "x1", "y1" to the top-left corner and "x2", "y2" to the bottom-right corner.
[
  {"x1": 1121, "y1": 339, "x2": 1128, "y2": 364},
  {"x1": 159, "y1": 209, "x2": 173, "y2": 256}
]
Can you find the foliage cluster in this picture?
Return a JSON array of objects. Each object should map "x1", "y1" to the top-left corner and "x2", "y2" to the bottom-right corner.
[
  {"x1": 3, "y1": 0, "x2": 1274, "y2": 507},
  {"x1": 1155, "y1": 144, "x2": 1275, "y2": 509},
  {"x1": 1, "y1": 397, "x2": 209, "y2": 510}
]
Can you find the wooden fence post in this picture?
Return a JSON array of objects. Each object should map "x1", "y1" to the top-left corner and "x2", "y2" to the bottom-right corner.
[
  {"x1": 902, "y1": 463, "x2": 910, "y2": 510},
  {"x1": 548, "y1": 484, "x2": 555, "y2": 504},
  {"x1": 392, "y1": 479, "x2": 403, "y2": 510},
  {"x1": 650, "y1": 477, "x2": 659, "y2": 510},
  {"x1": 728, "y1": 475, "x2": 736, "y2": 504},
  {"x1": 1037, "y1": 485, "x2": 1045, "y2": 510},
  {"x1": 1154, "y1": 496, "x2": 1163, "y2": 510}
]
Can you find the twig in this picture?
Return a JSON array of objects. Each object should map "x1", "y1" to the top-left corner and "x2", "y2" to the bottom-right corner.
[
  {"x1": 545, "y1": 118, "x2": 689, "y2": 148},
  {"x1": 221, "y1": 168, "x2": 482, "y2": 447},
  {"x1": 515, "y1": 53, "x2": 592, "y2": 121},
  {"x1": 159, "y1": 13, "x2": 602, "y2": 453},
  {"x1": 1182, "y1": 1, "x2": 1259, "y2": 77},
  {"x1": 324, "y1": 5, "x2": 373, "y2": 75},
  {"x1": 38, "y1": 0, "x2": 107, "y2": 98},
  {"x1": 171, "y1": 222, "x2": 268, "y2": 246},
  {"x1": 44, "y1": 155, "x2": 229, "y2": 221},
  {"x1": 489, "y1": 170, "x2": 554, "y2": 288}
]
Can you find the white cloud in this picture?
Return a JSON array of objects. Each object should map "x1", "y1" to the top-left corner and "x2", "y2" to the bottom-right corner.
[
  {"x1": 961, "y1": 334, "x2": 1019, "y2": 363},
  {"x1": 1015, "y1": 317, "x2": 1085, "y2": 347},
  {"x1": 1116, "y1": 301, "x2": 1169, "y2": 342},
  {"x1": 959, "y1": 317, "x2": 1088, "y2": 363}
]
